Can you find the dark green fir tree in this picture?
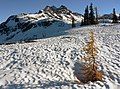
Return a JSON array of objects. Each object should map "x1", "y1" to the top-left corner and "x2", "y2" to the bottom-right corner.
[
  {"x1": 112, "y1": 8, "x2": 118, "y2": 23},
  {"x1": 89, "y1": 3, "x2": 96, "y2": 25}
]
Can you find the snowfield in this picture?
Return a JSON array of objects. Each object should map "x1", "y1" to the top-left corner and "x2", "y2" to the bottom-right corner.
[{"x1": 0, "y1": 24, "x2": 120, "y2": 89}]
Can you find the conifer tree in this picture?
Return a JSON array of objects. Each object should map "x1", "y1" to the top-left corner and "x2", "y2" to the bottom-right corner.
[
  {"x1": 89, "y1": 3, "x2": 96, "y2": 25},
  {"x1": 112, "y1": 8, "x2": 118, "y2": 23},
  {"x1": 83, "y1": 5, "x2": 90, "y2": 25},
  {"x1": 81, "y1": 3, "x2": 98, "y2": 26},
  {"x1": 119, "y1": 14, "x2": 120, "y2": 20},
  {"x1": 80, "y1": 32, "x2": 103, "y2": 83},
  {"x1": 81, "y1": 19, "x2": 84, "y2": 26},
  {"x1": 95, "y1": 7, "x2": 99, "y2": 24},
  {"x1": 71, "y1": 16, "x2": 75, "y2": 28}
]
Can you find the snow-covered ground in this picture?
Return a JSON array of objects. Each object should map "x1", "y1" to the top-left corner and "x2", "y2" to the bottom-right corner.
[{"x1": 0, "y1": 24, "x2": 120, "y2": 89}]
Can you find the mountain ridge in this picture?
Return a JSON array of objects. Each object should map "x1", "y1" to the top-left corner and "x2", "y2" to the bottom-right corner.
[{"x1": 0, "y1": 5, "x2": 83, "y2": 44}]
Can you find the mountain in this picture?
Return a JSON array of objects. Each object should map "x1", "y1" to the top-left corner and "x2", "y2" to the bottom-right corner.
[
  {"x1": 99, "y1": 13, "x2": 120, "y2": 20},
  {"x1": 99, "y1": 14, "x2": 113, "y2": 19},
  {"x1": 0, "y1": 5, "x2": 83, "y2": 44},
  {"x1": 98, "y1": 13, "x2": 120, "y2": 23}
]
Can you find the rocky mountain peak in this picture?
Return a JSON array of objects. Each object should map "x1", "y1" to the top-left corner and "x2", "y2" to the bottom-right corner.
[
  {"x1": 57, "y1": 5, "x2": 71, "y2": 14},
  {"x1": 43, "y1": 6, "x2": 57, "y2": 12},
  {"x1": 43, "y1": 5, "x2": 71, "y2": 14},
  {"x1": 59, "y1": 5, "x2": 68, "y2": 10}
]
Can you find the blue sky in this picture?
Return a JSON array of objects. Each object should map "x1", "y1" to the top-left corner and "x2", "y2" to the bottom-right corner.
[{"x1": 0, "y1": 0, "x2": 120, "y2": 23}]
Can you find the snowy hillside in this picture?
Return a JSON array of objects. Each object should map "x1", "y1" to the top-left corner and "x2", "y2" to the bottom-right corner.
[
  {"x1": 0, "y1": 5, "x2": 83, "y2": 44},
  {"x1": 0, "y1": 24, "x2": 120, "y2": 89}
]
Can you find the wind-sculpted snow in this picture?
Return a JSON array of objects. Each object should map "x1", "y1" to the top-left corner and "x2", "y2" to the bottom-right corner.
[{"x1": 0, "y1": 24, "x2": 120, "y2": 89}]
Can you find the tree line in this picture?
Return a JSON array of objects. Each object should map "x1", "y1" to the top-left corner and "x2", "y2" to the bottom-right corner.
[
  {"x1": 71, "y1": 3, "x2": 120, "y2": 28},
  {"x1": 81, "y1": 3, "x2": 98, "y2": 26}
]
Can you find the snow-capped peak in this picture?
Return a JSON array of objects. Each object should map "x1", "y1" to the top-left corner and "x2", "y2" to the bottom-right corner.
[{"x1": 0, "y1": 5, "x2": 83, "y2": 44}]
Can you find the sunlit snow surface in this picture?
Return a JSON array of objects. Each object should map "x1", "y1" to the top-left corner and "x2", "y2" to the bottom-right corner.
[{"x1": 0, "y1": 24, "x2": 120, "y2": 89}]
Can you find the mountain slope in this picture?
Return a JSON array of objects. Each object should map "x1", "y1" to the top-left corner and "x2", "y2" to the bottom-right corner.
[
  {"x1": 0, "y1": 24, "x2": 120, "y2": 89},
  {"x1": 0, "y1": 5, "x2": 83, "y2": 44}
]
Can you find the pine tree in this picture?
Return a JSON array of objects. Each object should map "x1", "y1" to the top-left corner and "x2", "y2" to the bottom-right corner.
[
  {"x1": 81, "y1": 3, "x2": 98, "y2": 26},
  {"x1": 112, "y1": 8, "x2": 118, "y2": 23},
  {"x1": 119, "y1": 14, "x2": 120, "y2": 20},
  {"x1": 81, "y1": 32, "x2": 103, "y2": 83},
  {"x1": 81, "y1": 19, "x2": 84, "y2": 26},
  {"x1": 83, "y1": 5, "x2": 90, "y2": 25},
  {"x1": 71, "y1": 16, "x2": 75, "y2": 28},
  {"x1": 89, "y1": 3, "x2": 96, "y2": 25},
  {"x1": 83, "y1": 32, "x2": 97, "y2": 68},
  {"x1": 95, "y1": 7, "x2": 99, "y2": 24}
]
